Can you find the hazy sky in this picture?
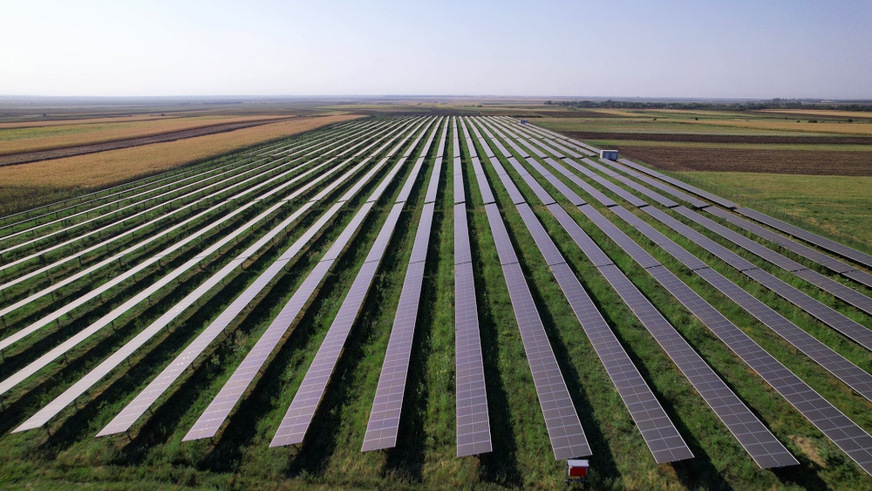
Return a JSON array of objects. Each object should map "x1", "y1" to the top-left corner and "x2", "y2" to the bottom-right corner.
[{"x1": 2, "y1": 0, "x2": 870, "y2": 98}]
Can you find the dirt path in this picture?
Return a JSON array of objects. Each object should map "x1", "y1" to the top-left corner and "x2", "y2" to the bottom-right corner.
[{"x1": 0, "y1": 117, "x2": 296, "y2": 166}]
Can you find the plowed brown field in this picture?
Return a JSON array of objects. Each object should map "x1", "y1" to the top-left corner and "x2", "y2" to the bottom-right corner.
[{"x1": 617, "y1": 145, "x2": 872, "y2": 175}]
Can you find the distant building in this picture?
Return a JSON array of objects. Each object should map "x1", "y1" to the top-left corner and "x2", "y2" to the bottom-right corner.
[{"x1": 600, "y1": 149, "x2": 619, "y2": 160}]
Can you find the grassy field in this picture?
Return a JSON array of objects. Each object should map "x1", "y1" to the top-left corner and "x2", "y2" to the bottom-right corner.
[
  {"x1": 0, "y1": 114, "x2": 362, "y2": 216},
  {"x1": 673, "y1": 171, "x2": 872, "y2": 251}
]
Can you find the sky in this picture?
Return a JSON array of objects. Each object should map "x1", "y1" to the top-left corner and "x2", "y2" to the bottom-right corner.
[{"x1": 1, "y1": 0, "x2": 871, "y2": 99}]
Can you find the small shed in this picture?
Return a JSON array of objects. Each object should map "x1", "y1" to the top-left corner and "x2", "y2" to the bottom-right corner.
[
  {"x1": 565, "y1": 459, "x2": 590, "y2": 482},
  {"x1": 520, "y1": 119, "x2": 528, "y2": 124},
  {"x1": 600, "y1": 149, "x2": 619, "y2": 160}
]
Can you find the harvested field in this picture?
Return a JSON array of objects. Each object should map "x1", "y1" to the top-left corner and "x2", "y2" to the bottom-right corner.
[
  {"x1": 0, "y1": 114, "x2": 361, "y2": 214},
  {"x1": 0, "y1": 115, "x2": 291, "y2": 157},
  {"x1": 617, "y1": 145, "x2": 872, "y2": 175},
  {"x1": 0, "y1": 117, "x2": 296, "y2": 166}
]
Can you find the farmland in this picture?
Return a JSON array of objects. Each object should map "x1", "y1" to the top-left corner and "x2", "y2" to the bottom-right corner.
[
  {"x1": 0, "y1": 111, "x2": 871, "y2": 488},
  {"x1": 0, "y1": 108, "x2": 362, "y2": 215}
]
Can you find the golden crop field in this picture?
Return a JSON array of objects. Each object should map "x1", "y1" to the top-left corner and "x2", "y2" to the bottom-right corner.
[
  {"x1": 0, "y1": 114, "x2": 360, "y2": 189},
  {"x1": 0, "y1": 114, "x2": 291, "y2": 155},
  {"x1": 759, "y1": 109, "x2": 872, "y2": 119}
]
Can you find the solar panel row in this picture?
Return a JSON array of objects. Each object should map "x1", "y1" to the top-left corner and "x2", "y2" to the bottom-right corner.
[
  {"x1": 491, "y1": 119, "x2": 796, "y2": 468},
  {"x1": 499, "y1": 262, "x2": 591, "y2": 460},
  {"x1": 478, "y1": 121, "x2": 587, "y2": 208},
  {"x1": 641, "y1": 207, "x2": 759, "y2": 272},
  {"x1": 459, "y1": 120, "x2": 495, "y2": 207},
  {"x1": 584, "y1": 159, "x2": 679, "y2": 208},
  {"x1": 190, "y1": 119, "x2": 443, "y2": 445},
  {"x1": 643, "y1": 263, "x2": 872, "y2": 475},
  {"x1": 640, "y1": 206, "x2": 872, "y2": 351},
  {"x1": 0, "y1": 122, "x2": 392, "y2": 319},
  {"x1": 577, "y1": 205, "x2": 661, "y2": 270},
  {"x1": 707, "y1": 207, "x2": 872, "y2": 291},
  {"x1": 673, "y1": 207, "x2": 806, "y2": 272},
  {"x1": 0, "y1": 126, "x2": 310, "y2": 237},
  {"x1": 452, "y1": 119, "x2": 493, "y2": 457},
  {"x1": 483, "y1": 120, "x2": 718, "y2": 464},
  {"x1": 464, "y1": 120, "x2": 590, "y2": 461},
  {"x1": 453, "y1": 261, "x2": 492, "y2": 456},
  {"x1": 473, "y1": 126, "x2": 537, "y2": 204},
  {"x1": 97, "y1": 118, "x2": 434, "y2": 438},
  {"x1": 705, "y1": 207, "x2": 856, "y2": 274},
  {"x1": 361, "y1": 121, "x2": 447, "y2": 452},
  {"x1": 674, "y1": 208, "x2": 872, "y2": 316},
  {"x1": 695, "y1": 267, "x2": 872, "y2": 403},
  {"x1": 737, "y1": 207, "x2": 872, "y2": 269},
  {"x1": 597, "y1": 197, "x2": 872, "y2": 411},
  {"x1": 570, "y1": 159, "x2": 647, "y2": 208},
  {"x1": 743, "y1": 268, "x2": 872, "y2": 351},
  {"x1": 508, "y1": 203, "x2": 693, "y2": 463}
]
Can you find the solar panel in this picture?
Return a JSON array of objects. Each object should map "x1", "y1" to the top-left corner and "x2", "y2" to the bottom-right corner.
[
  {"x1": 464, "y1": 163, "x2": 589, "y2": 459},
  {"x1": 842, "y1": 269, "x2": 872, "y2": 290},
  {"x1": 515, "y1": 204, "x2": 564, "y2": 266},
  {"x1": 594, "y1": 199, "x2": 872, "y2": 411},
  {"x1": 424, "y1": 120, "x2": 449, "y2": 205},
  {"x1": 742, "y1": 268, "x2": 872, "y2": 351},
  {"x1": 675, "y1": 207, "x2": 872, "y2": 314},
  {"x1": 453, "y1": 204, "x2": 473, "y2": 266},
  {"x1": 454, "y1": 250, "x2": 492, "y2": 456},
  {"x1": 577, "y1": 205, "x2": 661, "y2": 270},
  {"x1": 361, "y1": 187, "x2": 440, "y2": 451},
  {"x1": 501, "y1": 263, "x2": 591, "y2": 460},
  {"x1": 595, "y1": 263, "x2": 796, "y2": 468},
  {"x1": 476, "y1": 122, "x2": 557, "y2": 206},
  {"x1": 737, "y1": 207, "x2": 872, "y2": 269},
  {"x1": 544, "y1": 204, "x2": 613, "y2": 268},
  {"x1": 485, "y1": 204, "x2": 519, "y2": 266},
  {"x1": 609, "y1": 206, "x2": 709, "y2": 271},
  {"x1": 642, "y1": 263, "x2": 872, "y2": 474},
  {"x1": 361, "y1": 260, "x2": 426, "y2": 451},
  {"x1": 277, "y1": 127, "x2": 444, "y2": 448},
  {"x1": 551, "y1": 158, "x2": 617, "y2": 207},
  {"x1": 548, "y1": 263, "x2": 692, "y2": 463},
  {"x1": 1, "y1": 120, "x2": 414, "y2": 322},
  {"x1": 479, "y1": 120, "x2": 588, "y2": 208},
  {"x1": 0, "y1": 118, "x2": 370, "y2": 239},
  {"x1": 98, "y1": 121, "x2": 428, "y2": 438},
  {"x1": 695, "y1": 267, "x2": 872, "y2": 404},
  {"x1": 642, "y1": 207, "x2": 758, "y2": 272},
  {"x1": 673, "y1": 207, "x2": 805, "y2": 272},
  {"x1": 211, "y1": 127, "x2": 442, "y2": 445},
  {"x1": 705, "y1": 207, "x2": 856, "y2": 274},
  {"x1": 504, "y1": 191, "x2": 692, "y2": 463}
]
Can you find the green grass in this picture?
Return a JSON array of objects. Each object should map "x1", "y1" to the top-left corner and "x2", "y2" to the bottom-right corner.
[{"x1": 675, "y1": 171, "x2": 872, "y2": 253}]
